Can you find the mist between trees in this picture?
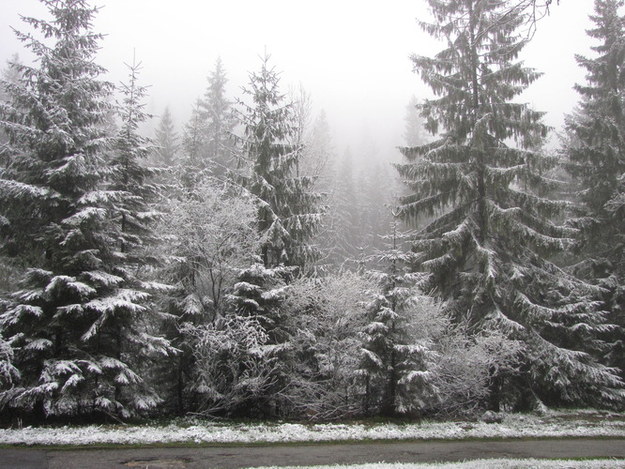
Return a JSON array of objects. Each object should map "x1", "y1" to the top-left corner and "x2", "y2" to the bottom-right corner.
[{"x1": 0, "y1": 0, "x2": 624, "y2": 425}]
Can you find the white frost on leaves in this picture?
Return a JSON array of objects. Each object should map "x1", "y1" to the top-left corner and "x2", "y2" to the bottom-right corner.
[
  {"x1": 0, "y1": 178, "x2": 52, "y2": 200},
  {"x1": 62, "y1": 206, "x2": 107, "y2": 225},
  {"x1": 45, "y1": 276, "x2": 96, "y2": 298},
  {"x1": 78, "y1": 190, "x2": 124, "y2": 205},
  {"x1": 3, "y1": 411, "x2": 625, "y2": 446},
  {"x1": 81, "y1": 271, "x2": 124, "y2": 287},
  {"x1": 85, "y1": 291, "x2": 147, "y2": 315},
  {"x1": 234, "y1": 281, "x2": 262, "y2": 293},
  {"x1": 261, "y1": 286, "x2": 288, "y2": 301},
  {"x1": 23, "y1": 338, "x2": 53, "y2": 351}
]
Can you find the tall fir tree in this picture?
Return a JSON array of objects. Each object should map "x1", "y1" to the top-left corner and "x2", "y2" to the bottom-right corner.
[
  {"x1": 566, "y1": 0, "x2": 625, "y2": 228},
  {"x1": 397, "y1": 0, "x2": 624, "y2": 408},
  {"x1": 178, "y1": 59, "x2": 235, "y2": 192},
  {"x1": 0, "y1": 0, "x2": 169, "y2": 420},
  {"x1": 302, "y1": 111, "x2": 337, "y2": 270},
  {"x1": 199, "y1": 57, "x2": 236, "y2": 177},
  {"x1": 563, "y1": 0, "x2": 625, "y2": 376},
  {"x1": 0, "y1": 55, "x2": 22, "y2": 163},
  {"x1": 327, "y1": 149, "x2": 361, "y2": 267},
  {"x1": 236, "y1": 53, "x2": 322, "y2": 270},
  {"x1": 180, "y1": 100, "x2": 206, "y2": 189},
  {"x1": 223, "y1": 54, "x2": 324, "y2": 416},
  {"x1": 357, "y1": 160, "x2": 396, "y2": 256},
  {"x1": 152, "y1": 106, "x2": 179, "y2": 167},
  {"x1": 110, "y1": 57, "x2": 161, "y2": 264},
  {"x1": 358, "y1": 224, "x2": 438, "y2": 416},
  {"x1": 107, "y1": 55, "x2": 175, "y2": 406},
  {"x1": 0, "y1": 55, "x2": 24, "y2": 295}
]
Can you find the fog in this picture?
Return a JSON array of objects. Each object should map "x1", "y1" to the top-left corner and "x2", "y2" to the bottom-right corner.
[{"x1": 0, "y1": 0, "x2": 594, "y2": 158}]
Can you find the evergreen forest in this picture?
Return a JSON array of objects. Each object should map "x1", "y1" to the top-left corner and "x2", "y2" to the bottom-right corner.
[{"x1": 1, "y1": 0, "x2": 625, "y2": 424}]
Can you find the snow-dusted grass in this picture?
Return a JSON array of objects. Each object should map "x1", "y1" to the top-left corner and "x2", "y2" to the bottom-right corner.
[
  {"x1": 1, "y1": 409, "x2": 625, "y2": 446},
  {"x1": 247, "y1": 460, "x2": 625, "y2": 469}
]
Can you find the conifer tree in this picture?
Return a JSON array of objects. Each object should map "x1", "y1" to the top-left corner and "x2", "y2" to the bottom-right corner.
[
  {"x1": 564, "y1": 0, "x2": 625, "y2": 304},
  {"x1": 563, "y1": 0, "x2": 625, "y2": 377},
  {"x1": 358, "y1": 160, "x2": 396, "y2": 256},
  {"x1": 397, "y1": 0, "x2": 624, "y2": 408},
  {"x1": 200, "y1": 57, "x2": 236, "y2": 177},
  {"x1": 229, "y1": 262, "x2": 291, "y2": 342},
  {"x1": 298, "y1": 110, "x2": 336, "y2": 270},
  {"x1": 224, "y1": 54, "x2": 323, "y2": 415},
  {"x1": 0, "y1": 56, "x2": 21, "y2": 162},
  {"x1": 566, "y1": 0, "x2": 625, "y2": 224},
  {"x1": 153, "y1": 106, "x2": 179, "y2": 167},
  {"x1": 328, "y1": 149, "x2": 361, "y2": 266},
  {"x1": 111, "y1": 58, "x2": 161, "y2": 264},
  {"x1": 0, "y1": 0, "x2": 170, "y2": 419},
  {"x1": 180, "y1": 100, "x2": 206, "y2": 189},
  {"x1": 107, "y1": 56, "x2": 175, "y2": 405},
  {"x1": 358, "y1": 224, "x2": 438, "y2": 416},
  {"x1": 237, "y1": 54, "x2": 322, "y2": 270},
  {"x1": 179, "y1": 58, "x2": 236, "y2": 190},
  {"x1": 224, "y1": 260, "x2": 298, "y2": 418},
  {"x1": 0, "y1": 55, "x2": 24, "y2": 294}
]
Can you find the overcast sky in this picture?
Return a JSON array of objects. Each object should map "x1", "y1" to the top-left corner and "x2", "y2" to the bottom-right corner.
[{"x1": 0, "y1": 0, "x2": 595, "y2": 159}]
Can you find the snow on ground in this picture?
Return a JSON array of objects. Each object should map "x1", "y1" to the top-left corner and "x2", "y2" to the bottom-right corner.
[
  {"x1": 246, "y1": 460, "x2": 625, "y2": 469},
  {"x1": 1, "y1": 410, "x2": 625, "y2": 446}
]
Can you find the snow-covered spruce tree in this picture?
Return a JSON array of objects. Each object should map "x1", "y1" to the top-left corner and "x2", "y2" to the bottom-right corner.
[
  {"x1": 0, "y1": 55, "x2": 25, "y2": 295},
  {"x1": 0, "y1": 0, "x2": 170, "y2": 420},
  {"x1": 358, "y1": 224, "x2": 439, "y2": 416},
  {"x1": 0, "y1": 56, "x2": 22, "y2": 162},
  {"x1": 107, "y1": 55, "x2": 176, "y2": 409},
  {"x1": 396, "y1": 0, "x2": 624, "y2": 409},
  {"x1": 180, "y1": 100, "x2": 206, "y2": 190},
  {"x1": 152, "y1": 106, "x2": 179, "y2": 168},
  {"x1": 565, "y1": 0, "x2": 625, "y2": 253},
  {"x1": 324, "y1": 149, "x2": 362, "y2": 268},
  {"x1": 149, "y1": 106, "x2": 180, "y2": 199},
  {"x1": 357, "y1": 159, "x2": 397, "y2": 257},
  {"x1": 0, "y1": 333, "x2": 19, "y2": 393},
  {"x1": 563, "y1": 0, "x2": 625, "y2": 363},
  {"x1": 221, "y1": 55, "x2": 323, "y2": 416},
  {"x1": 219, "y1": 261, "x2": 292, "y2": 417},
  {"x1": 110, "y1": 57, "x2": 163, "y2": 269},
  {"x1": 179, "y1": 58, "x2": 236, "y2": 191},
  {"x1": 236, "y1": 53, "x2": 322, "y2": 270},
  {"x1": 199, "y1": 57, "x2": 236, "y2": 178}
]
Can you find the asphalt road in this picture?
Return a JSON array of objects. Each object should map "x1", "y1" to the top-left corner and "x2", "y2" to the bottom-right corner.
[{"x1": 2, "y1": 438, "x2": 625, "y2": 469}]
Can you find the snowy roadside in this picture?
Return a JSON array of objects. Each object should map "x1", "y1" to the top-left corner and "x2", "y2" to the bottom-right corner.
[
  {"x1": 246, "y1": 460, "x2": 625, "y2": 469},
  {"x1": 1, "y1": 410, "x2": 625, "y2": 446}
]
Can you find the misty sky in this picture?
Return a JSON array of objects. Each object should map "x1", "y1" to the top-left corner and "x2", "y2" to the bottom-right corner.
[{"x1": 0, "y1": 1, "x2": 595, "y2": 159}]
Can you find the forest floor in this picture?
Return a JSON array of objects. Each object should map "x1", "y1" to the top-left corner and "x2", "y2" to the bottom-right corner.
[
  {"x1": 2, "y1": 410, "x2": 625, "y2": 468},
  {"x1": 1, "y1": 408, "x2": 625, "y2": 446}
]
